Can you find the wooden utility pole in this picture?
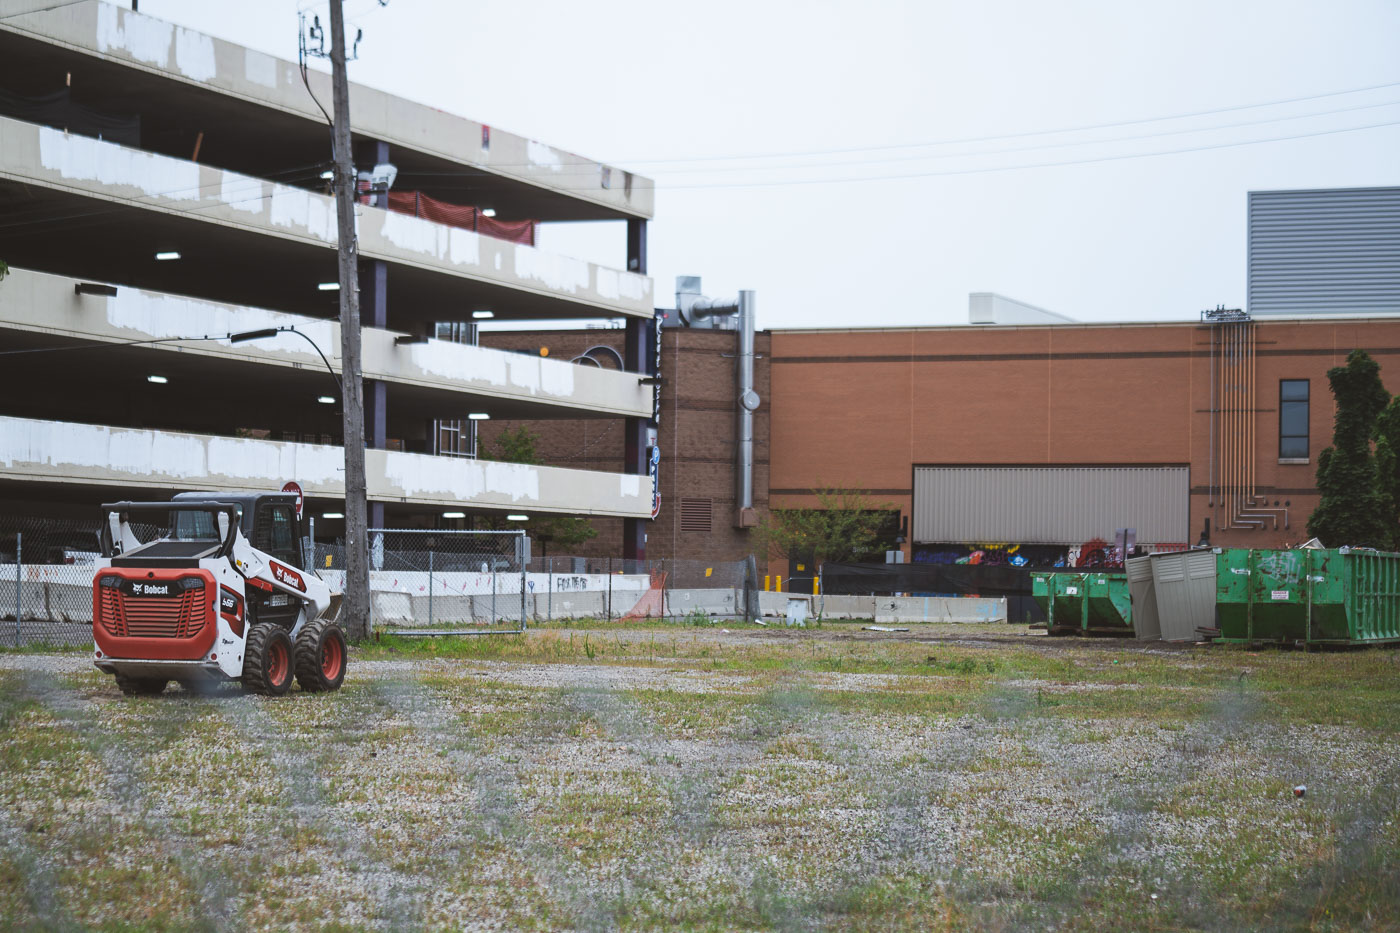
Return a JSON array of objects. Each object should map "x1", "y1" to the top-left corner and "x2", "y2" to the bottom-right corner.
[{"x1": 328, "y1": 0, "x2": 370, "y2": 641}]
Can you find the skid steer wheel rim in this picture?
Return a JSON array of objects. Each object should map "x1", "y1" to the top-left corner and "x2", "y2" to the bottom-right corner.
[
  {"x1": 321, "y1": 633, "x2": 344, "y2": 680},
  {"x1": 268, "y1": 638, "x2": 290, "y2": 687}
]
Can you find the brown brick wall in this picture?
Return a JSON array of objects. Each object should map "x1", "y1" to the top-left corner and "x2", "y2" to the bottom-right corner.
[
  {"x1": 770, "y1": 318, "x2": 1400, "y2": 553},
  {"x1": 479, "y1": 326, "x2": 771, "y2": 562}
]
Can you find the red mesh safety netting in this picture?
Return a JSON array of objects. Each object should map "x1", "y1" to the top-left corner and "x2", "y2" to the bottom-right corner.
[
  {"x1": 622, "y1": 571, "x2": 667, "y2": 620},
  {"x1": 363, "y1": 190, "x2": 536, "y2": 245}
]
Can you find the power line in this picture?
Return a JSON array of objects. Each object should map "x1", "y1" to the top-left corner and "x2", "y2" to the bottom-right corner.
[
  {"x1": 615, "y1": 78, "x2": 1400, "y2": 166},
  {"x1": 392, "y1": 95, "x2": 1400, "y2": 178},
  {"x1": 0, "y1": 333, "x2": 236, "y2": 357},
  {"x1": 652, "y1": 117, "x2": 1400, "y2": 190},
  {"x1": 644, "y1": 98, "x2": 1400, "y2": 176}
]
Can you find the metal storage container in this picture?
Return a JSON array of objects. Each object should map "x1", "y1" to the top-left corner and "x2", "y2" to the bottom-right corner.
[
  {"x1": 1152, "y1": 549, "x2": 1218, "y2": 642},
  {"x1": 1215, "y1": 547, "x2": 1400, "y2": 646},
  {"x1": 1033, "y1": 571, "x2": 1131, "y2": 635},
  {"x1": 1083, "y1": 572, "x2": 1133, "y2": 633},
  {"x1": 1126, "y1": 556, "x2": 1159, "y2": 640}
]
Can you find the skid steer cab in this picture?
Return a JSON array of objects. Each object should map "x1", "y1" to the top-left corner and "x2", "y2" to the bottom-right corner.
[{"x1": 92, "y1": 492, "x2": 346, "y2": 697}]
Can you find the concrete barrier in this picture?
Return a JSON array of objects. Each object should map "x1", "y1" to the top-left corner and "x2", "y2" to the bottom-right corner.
[
  {"x1": 873, "y1": 596, "x2": 1006, "y2": 624},
  {"x1": 666, "y1": 588, "x2": 738, "y2": 617},
  {"x1": 815, "y1": 595, "x2": 877, "y2": 620}
]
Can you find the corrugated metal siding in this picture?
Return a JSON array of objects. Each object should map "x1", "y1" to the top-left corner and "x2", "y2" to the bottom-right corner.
[
  {"x1": 913, "y1": 466, "x2": 1188, "y2": 544},
  {"x1": 1248, "y1": 187, "x2": 1400, "y2": 315}
]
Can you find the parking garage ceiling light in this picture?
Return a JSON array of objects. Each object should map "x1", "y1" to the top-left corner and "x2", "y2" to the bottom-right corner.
[
  {"x1": 317, "y1": 395, "x2": 336, "y2": 404},
  {"x1": 468, "y1": 412, "x2": 490, "y2": 420},
  {"x1": 320, "y1": 170, "x2": 334, "y2": 180},
  {"x1": 154, "y1": 251, "x2": 181, "y2": 261},
  {"x1": 318, "y1": 282, "x2": 340, "y2": 291},
  {"x1": 322, "y1": 512, "x2": 344, "y2": 519},
  {"x1": 146, "y1": 374, "x2": 168, "y2": 384},
  {"x1": 442, "y1": 511, "x2": 466, "y2": 519},
  {"x1": 480, "y1": 208, "x2": 497, "y2": 218},
  {"x1": 471, "y1": 310, "x2": 494, "y2": 319},
  {"x1": 506, "y1": 514, "x2": 528, "y2": 521}
]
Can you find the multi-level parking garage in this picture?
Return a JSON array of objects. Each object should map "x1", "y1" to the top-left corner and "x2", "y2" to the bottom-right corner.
[{"x1": 0, "y1": 1, "x2": 655, "y2": 532}]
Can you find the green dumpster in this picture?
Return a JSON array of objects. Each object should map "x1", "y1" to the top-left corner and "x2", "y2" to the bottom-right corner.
[
  {"x1": 1083, "y1": 572, "x2": 1134, "y2": 634},
  {"x1": 1033, "y1": 571, "x2": 1132, "y2": 635},
  {"x1": 1216, "y1": 547, "x2": 1400, "y2": 646}
]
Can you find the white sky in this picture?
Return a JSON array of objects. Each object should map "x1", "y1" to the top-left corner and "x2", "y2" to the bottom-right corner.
[{"x1": 138, "y1": 0, "x2": 1400, "y2": 329}]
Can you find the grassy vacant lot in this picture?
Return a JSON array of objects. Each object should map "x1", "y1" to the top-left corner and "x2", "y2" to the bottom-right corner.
[{"x1": 1, "y1": 621, "x2": 1398, "y2": 931}]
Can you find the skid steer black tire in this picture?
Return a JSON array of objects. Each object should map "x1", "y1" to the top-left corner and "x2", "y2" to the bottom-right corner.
[
  {"x1": 114, "y1": 673, "x2": 168, "y2": 696},
  {"x1": 242, "y1": 623, "x2": 294, "y2": 696},
  {"x1": 295, "y1": 617, "x2": 347, "y2": 693}
]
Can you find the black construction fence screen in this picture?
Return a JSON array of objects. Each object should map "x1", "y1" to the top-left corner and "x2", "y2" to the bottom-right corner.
[{"x1": 821, "y1": 561, "x2": 1052, "y2": 624}]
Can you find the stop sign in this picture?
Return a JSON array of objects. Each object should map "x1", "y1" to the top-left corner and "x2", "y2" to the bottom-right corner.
[{"x1": 282, "y1": 481, "x2": 304, "y2": 520}]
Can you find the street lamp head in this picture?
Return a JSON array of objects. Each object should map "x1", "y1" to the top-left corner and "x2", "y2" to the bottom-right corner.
[{"x1": 229, "y1": 328, "x2": 281, "y2": 343}]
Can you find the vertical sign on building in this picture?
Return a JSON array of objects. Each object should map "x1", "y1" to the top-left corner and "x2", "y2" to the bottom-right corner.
[{"x1": 647, "y1": 310, "x2": 664, "y2": 520}]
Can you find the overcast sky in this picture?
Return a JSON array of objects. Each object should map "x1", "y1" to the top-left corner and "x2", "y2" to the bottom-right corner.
[{"x1": 138, "y1": 0, "x2": 1400, "y2": 330}]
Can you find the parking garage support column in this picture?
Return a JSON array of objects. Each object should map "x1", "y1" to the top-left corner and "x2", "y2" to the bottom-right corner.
[
  {"x1": 623, "y1": 219, "x2": 649, "y2": 562},
  {"x1": 357, "y1": 138, "x2": 391, "y2": 529}
]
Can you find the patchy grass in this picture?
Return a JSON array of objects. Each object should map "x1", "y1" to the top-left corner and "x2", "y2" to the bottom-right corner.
[{"x1": 1, "y1": 630, "x2": 1398, "y2": 930}]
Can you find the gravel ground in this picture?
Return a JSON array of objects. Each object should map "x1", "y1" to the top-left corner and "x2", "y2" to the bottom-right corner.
[{"x1": 1, "y1": 631, "x2": 1397, "y2": 931}]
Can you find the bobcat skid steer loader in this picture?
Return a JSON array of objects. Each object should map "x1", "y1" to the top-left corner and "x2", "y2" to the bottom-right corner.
[{"x1": 92, "y1": 493, "x2": 346, "y2": 697}]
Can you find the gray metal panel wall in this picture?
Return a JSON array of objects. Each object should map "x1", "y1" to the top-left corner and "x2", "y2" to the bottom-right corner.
[
  {"x1": 912, "y1": 466, "x2": 1189, "y2": 544},
  {"x1": 1151, "y1": 549, "x2": 1218, "y2": 643},
  {"x1": 1248, "y1": 187, "x2": 1400, "y2": 315}
]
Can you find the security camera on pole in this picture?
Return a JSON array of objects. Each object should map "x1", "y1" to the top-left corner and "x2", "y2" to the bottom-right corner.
[{"x1": 327, "y1": 0, "x2": 370, "y2": 642}]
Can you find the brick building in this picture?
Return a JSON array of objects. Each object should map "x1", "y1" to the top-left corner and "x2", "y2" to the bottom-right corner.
[
  {"x1": 480, "y1": 323, "x2": 772, "y2": 562},
  {"x1": 769, "y1": 315, "x2": 1400, "y2": 562}
]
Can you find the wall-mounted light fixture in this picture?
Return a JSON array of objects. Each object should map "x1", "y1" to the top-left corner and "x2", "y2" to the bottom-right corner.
[{"x1": 74, "y1": 283, "x2": 118, "y2": 297}]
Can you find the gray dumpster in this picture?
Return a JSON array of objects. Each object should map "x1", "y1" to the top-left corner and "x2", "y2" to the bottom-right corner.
[
  {"x1": 1127, "y1": 556, "x2": 1159, "y2": 640},
  {"x1": 1151, "y1": 548, "x2": 1217, "y2": 642}
]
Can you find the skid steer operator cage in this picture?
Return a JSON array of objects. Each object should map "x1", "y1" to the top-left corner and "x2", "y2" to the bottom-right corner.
[{"x1": 98, "y1": 501, "x2": 241, "y2": 561}]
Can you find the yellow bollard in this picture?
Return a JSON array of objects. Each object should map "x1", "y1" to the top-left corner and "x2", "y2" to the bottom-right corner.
[
  {"x1": 813, "y1": 575, "x2": 819, "y2": 595},
  {"x1": 777, "y1": 575, "x2": 783, "y2": 592},
  {"x1": 764, "y1": 575, "x2": 771, "y2": 591}
]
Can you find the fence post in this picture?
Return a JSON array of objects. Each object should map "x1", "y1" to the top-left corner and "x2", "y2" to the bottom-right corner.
[
  {"x1": 607, "y1": 556, "x2": 613, "y2": 621},
  {"x1": 548, "y1": 556, "x2": 553, "y2": 623},
  {"x1": 428, "y1": 549, "x2": 434, "y2": 628},
  {"x1": 13, "y1": 532, "x2": 20, "y2": 645},
  {"x1": 491, "y1": 565, "x2": 497, "y2": 624},
  {"x1": 519, "y1": 534, "x2": 527, "y2": 630}
]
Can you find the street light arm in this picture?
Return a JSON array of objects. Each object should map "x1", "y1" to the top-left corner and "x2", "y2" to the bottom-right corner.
[{"x1": 227, "y1": 325, "x2": 343, "y2": 398}]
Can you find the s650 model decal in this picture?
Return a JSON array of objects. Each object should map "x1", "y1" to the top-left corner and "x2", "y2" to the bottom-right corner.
[{"x1": 270, "y1": 561, "x2": 306, "y2": 592}]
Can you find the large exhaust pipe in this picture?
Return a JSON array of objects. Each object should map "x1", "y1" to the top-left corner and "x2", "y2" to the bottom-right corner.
[
  {"x1": 736, "y1": 290, "x2": 757, "y2": 525},
  {"x1": 675, "y1": 277, "x2": 759, "y2": 528}
]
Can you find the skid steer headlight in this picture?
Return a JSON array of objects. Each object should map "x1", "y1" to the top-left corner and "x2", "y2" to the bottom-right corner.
[
  {"x1": 99, "y1": 576, "x2": 121, "y2": 589},
  {"x1": 179, "y1": 577, "x2": 205, "y2": 591}
]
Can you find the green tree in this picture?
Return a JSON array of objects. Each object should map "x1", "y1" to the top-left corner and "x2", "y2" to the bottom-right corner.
[
  {"x1": 486, "y1": 424, "x2": 598, "y2": 555},
  {"x1": 752, "y1": 486, "x2": 897, "y2": 568},
  {"x1": 1308, "y1": 349, "x2": 1393, "y2": 548},
  {"x1": 1372, "y1": 396, "x2": 1400, "y2": 540}
]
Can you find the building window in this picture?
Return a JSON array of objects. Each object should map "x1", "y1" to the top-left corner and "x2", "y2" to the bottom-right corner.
[
  {"x1": 679, "y1": 498, "x2": 712, "y2": 533},
  {"x1": 1280, "y1": 379, "x2": 1309, "y2": 460},
  {"x1": 432, "y1": 322, "x2": 478, "y2": 457}
]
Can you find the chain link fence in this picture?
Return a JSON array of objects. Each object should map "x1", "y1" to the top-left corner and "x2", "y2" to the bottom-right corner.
[
  {"x1": 0, "y1": 516, "x2": 105, "y2": 647},
  {"x1": 0, "y1": 512, "x2": 765, "y2": 642}
]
